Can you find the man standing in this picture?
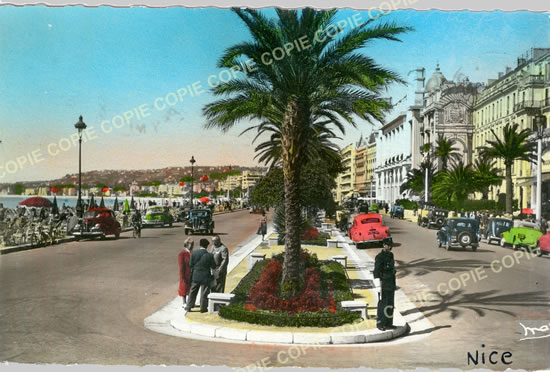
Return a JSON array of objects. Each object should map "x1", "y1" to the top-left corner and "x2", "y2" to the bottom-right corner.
[
  {"x1": 185, "y1": 238, "x2": 216, "y2": 313},
  {"x1": 373, "y1": 242, "x2": 396, "y2": 331},
  {"x1": 211, "y1": 235, "x2": 229, "y2": 293}
]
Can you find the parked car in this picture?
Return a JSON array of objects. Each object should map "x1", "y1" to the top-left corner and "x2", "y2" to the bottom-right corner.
[
  {"x1": 481, "y1": 217, "x2": 513, "y2": 245},
  {"x1": 184, "y1": 209, "x2": 215, "y2": 235},
  {"x1": 390, "y1": 205, "x2": 404, "y2": 219},
  {"x1": 535, "y1": 233, "x2": 550, "y2": 257},
  {"x1": 428, "y1": 209, "x2": 449, "y2": 229},
  {"x1": 71, "y1": 207, "x2": 121, "y2": 240},
  {"x1": 501, "y1": 226, "x2": 542, "y2": 250},
  {"x1": 436, "y1": 217, "x2": 479, "y2": 251},
  {"x1": 143, "y1": 206, "x2": 174, "y2": 227},
  {"x1": 348, "y1": 213, "x2": 392, "y2": 248},
  {"x1": 417, "y1": 208, "x2": 429, "y2": 227}
]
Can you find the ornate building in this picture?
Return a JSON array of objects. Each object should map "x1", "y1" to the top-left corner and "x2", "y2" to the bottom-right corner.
[{"x1": 420, "y1": 64, "x2": 483, "y2": 169}]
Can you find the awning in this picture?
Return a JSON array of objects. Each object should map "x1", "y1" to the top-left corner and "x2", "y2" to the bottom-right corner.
[{"x1": 516, "y1": 173, "x2": 550, "y2": 187}]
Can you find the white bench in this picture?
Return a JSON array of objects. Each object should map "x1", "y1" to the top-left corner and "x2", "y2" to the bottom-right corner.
[
  {"x1": 329, "y1": 255, "x2": 347, "y2": 268},
  {"x1": 327, "y1": 239, "x2": 338, "y2": 248},
  {"x1": 248, "y1": 253, "x2": 266, "y2": 271},
  {"x1": 340, "y1": 300, "x2": 368, "y2": 320},
  {"x1": 268, "y1": 236, "x2": 279, "y2": 246},
  {"x1": 207, "y1": 293, "x2": 235, "y2": 313},
  {"x1": 321, "y1": 223, "x2": 332, "y2": 230}
]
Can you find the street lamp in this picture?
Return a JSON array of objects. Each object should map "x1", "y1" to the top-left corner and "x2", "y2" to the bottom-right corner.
[
  {"x1": 74, "y1": 115, "x2": 87, "y2": 218},
  {"x1": 189, "y1": 155, "x2": 196, "y2": 206},
  {"x1": 534, "y1": 113, "x2": 548, "y2": 224}
]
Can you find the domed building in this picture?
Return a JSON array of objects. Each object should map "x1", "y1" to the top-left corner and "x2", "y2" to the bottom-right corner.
[{"x1": 420, "y1": 64, "x2": 483, "y2": 170}]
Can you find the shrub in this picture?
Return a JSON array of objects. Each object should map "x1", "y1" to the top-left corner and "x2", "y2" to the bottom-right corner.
[
  {"x1": 302, "y1": 227, "x2": 319, "y2": 241},
  {"x1": 302, "y1": 232, "x2": 330, "y2": 247},
  {"x1": 395, "y1": 199, "x2": 418, "y2": 210}
]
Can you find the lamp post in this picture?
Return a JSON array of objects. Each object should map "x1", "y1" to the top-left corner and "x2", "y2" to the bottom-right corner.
[
  {"x1": 74, "y1": 116, "x2": 87, "y2": 218},
  {"x1": 534, "y1": 113, "x2": 548, "y2": 225},
  {"x1": 189, "y1": 155, "x2": 196, "y2": 207}
]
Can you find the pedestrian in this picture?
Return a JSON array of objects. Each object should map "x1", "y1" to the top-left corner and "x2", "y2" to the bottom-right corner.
[
  {"x1": 178, "y1": 238, "x2": 194, "y2": 308},
  {"x1": 384, "y1": 203, "x2": 389, "y2": 214},
  {"x1": 374, "y1": 242, "x2": 396, "y2": 331},
  {"x1": 211, "y1": 235, "x2": 229, "y2": 293},
  {"x1": 257, "y1": 212, "x2": 268, "y2": 241},
  {"x1": 185, "y1": 238, "x2": 216, "y2": 314}
]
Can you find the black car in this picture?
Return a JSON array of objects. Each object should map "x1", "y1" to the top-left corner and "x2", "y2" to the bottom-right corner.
[
  {"x1": 481, "y1": 217, "x2": 513, "y2": 245},
  {"x1": 428, "y1": 209, "x2": 448, "y2": 229},
  {"x1": 437, "y1": 217, "x2": 479, "y2": 251},
  {"x1": 390, "y1": 205, "x2": 404, "y2": 219},
  {"x1": 184, "y1": 209, "x2": 215, "y2": 235}
]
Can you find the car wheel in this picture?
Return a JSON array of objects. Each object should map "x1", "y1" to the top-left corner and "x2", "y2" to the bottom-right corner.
[
  {"x1": 458, "y1": 231, "x2": 472, "y2": 246},
  {"x1": 512, "y1": 244, "x2": 518, "y2": 251},
  {"x1": 185, "y1": 229, "x2": 189, "y2": 235},
  {"x1": 500, "y1": 238, "x2": 506, "y2": 247},
  {"x1": 536, "y1": 248, "x2": 543, "y2": 257},
  {"x1": 169, "y1": 223, "x2": 173, "y2": 227}
]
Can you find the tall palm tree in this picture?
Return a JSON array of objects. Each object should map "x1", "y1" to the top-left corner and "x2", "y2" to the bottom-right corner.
[
  {"x1": 472, "y1": 154, "x2": 502, "y2": 199},
  {"x1": 434, "y1": 135, "x2": 462, "y2": 171},
  {"x1": 432, "y1": 161, "x2": 477, "y2": 209},
  {"x1": 203, "y1": 8, "x2": 412, "y2": 292},
  {"x1": 480, "y1": 123, "x2": 536, "y2": 214}
]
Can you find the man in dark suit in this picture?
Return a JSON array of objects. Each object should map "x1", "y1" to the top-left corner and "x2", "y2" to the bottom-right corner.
[
  {"x1": 374, "y1": 242, "x2": 396, "y2": 331},
  {"x1": 185, "y1": 238, "x2": 216, "y2": 313}
]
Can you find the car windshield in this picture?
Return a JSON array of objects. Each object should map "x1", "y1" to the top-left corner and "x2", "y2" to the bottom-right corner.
[
  {"x1": 495, "y1": 220, "x2": 512, "y2": 228},
  {"x1": 190, "y1": 211, "x2": 209, "y2": 218},
  {"x1": 455, "y1": 221, "x2": 475, "y2": 228},
  {"x1": 361, "y1": 218, "x2": 380, "y2": 224}
]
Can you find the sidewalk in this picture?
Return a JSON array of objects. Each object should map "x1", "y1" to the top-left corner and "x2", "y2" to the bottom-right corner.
[{"x1": 144, "y1": 225, "x2": 412, "y2": 345}]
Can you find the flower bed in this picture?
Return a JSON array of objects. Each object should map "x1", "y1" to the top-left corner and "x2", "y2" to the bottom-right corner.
[{"x1": 220, "y1": 250, "x2": 359, "y2": 327}]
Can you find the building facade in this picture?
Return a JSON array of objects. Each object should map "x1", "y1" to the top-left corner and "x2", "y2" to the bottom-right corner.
[
  {"x1": 335, "y1": 143, "x2": 355, "y2": 203},
  {"x1": 473, "y1": 48, "x2": 550, "y2": 209},
  {"x1": 354, "y1": 135, "x2": 369, "y2": 197}
]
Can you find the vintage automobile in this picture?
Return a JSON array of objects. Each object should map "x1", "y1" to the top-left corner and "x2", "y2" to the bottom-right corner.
[
  {"x1": 481, "y1": 217, "x2": 513, "y2": 245},
  {"x1": 417, "y1": 208, "x2": 429, "y2": 227},
  {"x1": 436, "y1": 217, "x2": 479, "y2": 251},
  {"x1": 71, "y1": 207, "x2": 121, "y2": 240},
  {"x1": 427, "y1": 209, "x2": 449, "y2": 229},
  {"x1": 348, "y1": 213, "x2": 392, "y2": 248},
  {"x1": 390, "y1": 205, "x2": 404, "y2": 219},
  {"x1": 184, "y1": 209, "x2": 215, "y2": 235},
  {"x1": 501, "y1": 224, "x2": 542, "y2": 250},
  {"x1": 535, "y1": 233, "x2": 550, "y2": 257},
  {"x1": 143, "y1": 206, "x2": 174, "y2": 227}
]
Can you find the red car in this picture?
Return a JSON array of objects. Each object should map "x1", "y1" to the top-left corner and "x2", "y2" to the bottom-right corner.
[
  {"x1": 348, "y1": 213, "x2": 392, "y2": 248},
  {"x1": 536, "y1": 233, "x2": 550, "y2": 257},
  {"x1": 71, "y1": 207, "x2": 121, "y2": 240}
]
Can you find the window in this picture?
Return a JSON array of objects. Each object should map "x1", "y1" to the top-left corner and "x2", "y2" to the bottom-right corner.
[{"x1": 507, "y1": 96, "x2": 510, "y2": 115}]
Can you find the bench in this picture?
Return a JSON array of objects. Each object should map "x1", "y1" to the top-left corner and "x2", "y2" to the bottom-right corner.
[
  {"x1": 321, "y1": 223, "x2": 332, "y2": 230},
  {"x1": 207, "y1": 293, "x2": 235, "y2": 313},
  {"x1": 327, "y1": 239, "x2": 338, "y2": 248},
  {"x1": 329, "y1": 255, "x2": 347, "y2": 268},
  {"x1": 340, "y1": 300, "x2": 369, "y2": 320},
  {"x1": 268, "y1": 236, "x2": 279, "y2": 246},
  {"x1": 248, "y1": 253, "x2": 266, "y2": 271}
]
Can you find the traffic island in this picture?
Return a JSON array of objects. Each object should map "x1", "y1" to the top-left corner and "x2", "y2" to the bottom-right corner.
[{"x1": 147, "y1": 232, "x2": 410, "y2": 345}]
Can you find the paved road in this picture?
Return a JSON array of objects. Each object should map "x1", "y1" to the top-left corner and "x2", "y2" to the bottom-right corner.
[{"x1": 1, "y1": 212, "x2": 549, "y2": 370}]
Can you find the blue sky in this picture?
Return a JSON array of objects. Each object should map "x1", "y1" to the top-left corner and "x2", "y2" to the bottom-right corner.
[{"x1": 0, "y1": 6, "x2": 549, "y2": 182}]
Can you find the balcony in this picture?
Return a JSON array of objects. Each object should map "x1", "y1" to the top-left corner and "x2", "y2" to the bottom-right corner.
[
  {"x1": 514, "y1": 100, "x2": 544, "y2": 115},
  {"x1": 524, "y1": 75, "x2": 545, "y2": 86}
]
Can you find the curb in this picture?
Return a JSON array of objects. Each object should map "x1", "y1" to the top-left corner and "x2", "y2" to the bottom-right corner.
[{"x1": 0, "y1": 236, "x2": 76, "y2": 255}]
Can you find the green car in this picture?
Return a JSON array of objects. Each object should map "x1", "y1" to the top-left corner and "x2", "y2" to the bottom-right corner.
[
  {"x1": 501, "y1": 227, "x2": 542, "y2": 250},
  {"x1": 143, "y1": 206, "x2": 174, "y2": 227}
]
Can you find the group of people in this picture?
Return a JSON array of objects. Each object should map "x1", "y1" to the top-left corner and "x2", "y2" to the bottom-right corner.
[{"x1": 177, "y1": 235, "x2": 229, "y2": 313}]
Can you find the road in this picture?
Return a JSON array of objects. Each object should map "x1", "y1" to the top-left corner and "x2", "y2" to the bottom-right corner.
[{"x1": 1, "y1": 212, "x2": 549, "y2": 370}]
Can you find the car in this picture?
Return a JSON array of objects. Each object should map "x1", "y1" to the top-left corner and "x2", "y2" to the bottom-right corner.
[
  {"x1": 481, "y1": 217, "x2": 513, "y2": 245},
  {"x1": 437, "y1": 217, "x2": 479, "y2": 251},
  {"x1": 534, "y1": 233, "x2": 550, "y2": 257},
  {"x1": 348, "y1": 213, "x2": 392, "y2": 248},
  {"x1": 143, "y1": 206, "x2": 174, "y2": 227},
  {"x1": 417, "y1": 208, "x2": 429, "y2": 227},
  {"x1": 71, "y1": 207, "x2": 121, "y2": 240},
  {"x1": 184, "y1": 209, "x2": 215, "y2": 235},
  {"x1": 427, "y1": 209, "x2": 449, "y2": 229},
  {"x1": 501, "y1": 226, "x2": 542, "y2": 250},
  {"x1": 390, "y1": 205, "x2": 404, "y2": 219}
]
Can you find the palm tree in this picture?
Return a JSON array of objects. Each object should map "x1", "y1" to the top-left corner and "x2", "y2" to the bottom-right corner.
[
  {"x1": 480, "y1": 123, "x2": 536, "y2": 214},
  {"x1": 434, "y1": 135, "x2": 462, "y2": 171},
  {"x1": 203, "y1": 8, "x2": 412, "y2": 293},
  {"x1": 401, "y1": 158, "x2": 436, "y2": 200},
  {"x1": 472, "y1": 154, "x2": 501, "y2": 199},
  {"x1": 432, "y1": 161, "x2": 477, "y2": 209}
]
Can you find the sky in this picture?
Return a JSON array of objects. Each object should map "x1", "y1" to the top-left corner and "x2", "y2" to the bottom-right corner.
[{"x1": 0, "y1": 6, "x2": 549, "y2": 183}]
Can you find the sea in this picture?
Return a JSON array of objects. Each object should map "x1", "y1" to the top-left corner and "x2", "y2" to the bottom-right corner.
[{"x1": 0, "y1": 195, "x2": 187, "y2": 209}]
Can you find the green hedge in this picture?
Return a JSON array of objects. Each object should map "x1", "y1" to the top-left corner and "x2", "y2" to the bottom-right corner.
[
  {"x1": 395, "y1": 199, "x2": 418, "y2": 210},
  {"x1": 221, "y1": 257, "x2": 358, "y2": 327},
  {"x1": 302, "y1": 232, "x2": 330, "y2": 246},
  {"x1": 219, "y1": 305, "x2": 359, "y2": 327}
]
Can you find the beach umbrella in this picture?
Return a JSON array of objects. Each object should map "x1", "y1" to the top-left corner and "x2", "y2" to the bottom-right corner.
[
  {"x1": 179, "y1": 181, "x2": 185, "y2": 187},
  {"x1": 50, "y1": 186, "x2": 61, "y2": 194},
  {"x1": 130, "y1": 196, "x2": 135, "y2": 209},
  {"x1": 113, "y1": 196, "x2": 119, "y2": 211},
  {"x1": 200, "y1": 175, "x2": 209, "y2": 182},
  {"x1": 88, "y1": 194, "x2": 96, "y2": 210},
  {"x1": 124, "y1": 199, "x2": 130, "y2": 212},
  {"x1": 101, "y1": 186, "x2": 110, "y2": 193},
  {"x1": 19, "y1": 196, "x2": 52, "y2": 208},
  {"x1": 51, "y1": 195, "x2": 59, "y2": 215},
  {"x1": 99, "y1": 196, "x2": 105, "y2": 208},
  {"x1": 199, "y1": 196, "x2": 210, "y2": 204}
]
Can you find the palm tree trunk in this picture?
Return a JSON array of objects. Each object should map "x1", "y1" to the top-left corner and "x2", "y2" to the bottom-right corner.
[
  {"x1": 506, "y1": 163, "x2": 513, "y2": 214},
  {"x1": 281, "y1": 97, "x2": 308, "y2": 295}
]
